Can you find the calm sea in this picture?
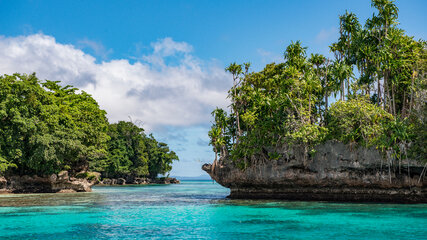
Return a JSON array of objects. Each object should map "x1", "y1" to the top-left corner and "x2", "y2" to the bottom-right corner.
[{"x1": 0, "y1": 180, "x2": 425, "y2": 239}]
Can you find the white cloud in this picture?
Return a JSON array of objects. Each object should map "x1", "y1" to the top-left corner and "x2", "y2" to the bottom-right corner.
[
  {"x1": 315, "y1": 27, "x2": 338, "y2": 44},
  {"x1": 257, "y1": 48, "x2": 283, "y2": 65},
  {"x1": 0, "y1": 34, "x2": 231, "y2": 131},
  {"x1": 152, "y1": 37, "x2": 193, "y2": 57}
]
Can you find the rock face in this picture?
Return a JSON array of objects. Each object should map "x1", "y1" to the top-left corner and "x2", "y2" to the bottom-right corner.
[
  {"x1": 203, "y1": 141, "x2": 427, "y2": 203},
  {"x1": 0, "y1": 176, "x2": 7, "y2": 193},
  {"x1": 97, "y1": 177, "x2": 180, "y2": 185},
  {"x1": 0, "y1": 172, "x2": 181, "y2": 193},
  {"x1": 0, "y1": 172, "x2": 94, "y2": 193}
]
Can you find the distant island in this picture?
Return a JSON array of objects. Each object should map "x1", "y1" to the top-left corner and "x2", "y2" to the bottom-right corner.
[
  {"x1": 0, "y1": 74, "x2": 179, "y2": 193},
  {"x1": 203, "y1": 0, "x2": 426, "y2": 203}
]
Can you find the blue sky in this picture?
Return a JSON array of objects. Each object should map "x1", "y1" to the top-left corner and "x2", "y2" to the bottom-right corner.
[{"x1": 1, "y1": 0, "x2": 426, "y2": 177}]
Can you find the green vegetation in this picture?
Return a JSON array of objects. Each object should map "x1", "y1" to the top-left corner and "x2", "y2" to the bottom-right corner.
[
  {"x1": 0, "y1": 73, "x2": 178, "y2": 179},
  {"x1": 103, "y1": 121, "x2": 178, "y2": 179},
  {"x1": 209, "y1": 0, "x2": 426, "y2": 168},
  {"x1": 327, "y1": 98, "x2": 393, "y2": 147}
]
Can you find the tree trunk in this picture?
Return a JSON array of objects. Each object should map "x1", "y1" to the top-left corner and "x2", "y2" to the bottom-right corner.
[
  {"x1": 324, "y1": 60, "x2": 329, "y2": 117},
  {"x1": 308, "y1": 93, "x2": 312, "y2": 124},
  {"x1": 384, "y1": 74, "x2": 388, "y2": 112},
  {"x1": 347, "y1": 78, "x2": 350, "y2": 97},
  {"x1": 392, "y1": 83, "x2": 396, "y2": 116},
  {"x1": 341, "y1": 80, "x2": 345, "y2": 101},
  {"x1": 418, "y1": 162, "x2": 427, "y2": 184},
  {"x1": 325, "y1": 92, "x2": 328, "y2": 112},
  {"x1": 325, "y1": 91, "x2": 328, "y2": 125},
  {"x1": 233, "y1": 77, "x2": 241, "y2": 143},
  {"x1": 388, "y1": 155, "x2": 392, "y2": 184},
  {"x1": 383, "y1": 74, "x2": 390, "y2": 113},
  {"x1": 401, "y1": 91, "x2": 406, "y2": 118},
  {"x1": 409, "y1": 71, "x2": 415, "y2": 115},
  {"x1": 236, "y1": 110, "x2": 241, "y2": 140},
  {"x1": 377, "y1": 74, "x2": 381, "y2": 107}
]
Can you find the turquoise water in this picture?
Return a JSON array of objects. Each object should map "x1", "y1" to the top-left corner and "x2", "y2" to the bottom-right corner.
[{"x1": 0, "y1": 181, "x2": 426, "y2": 240}]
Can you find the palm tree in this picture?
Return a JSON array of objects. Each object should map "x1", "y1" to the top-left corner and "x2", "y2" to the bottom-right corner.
[{"x1": 226, "y1": 63, "x2": 243, "y2": 142}]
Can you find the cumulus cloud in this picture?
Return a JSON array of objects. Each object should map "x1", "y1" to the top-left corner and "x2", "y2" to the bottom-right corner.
[{"x1": 0, "y1": 34, "x2": 231, "y2": 131}]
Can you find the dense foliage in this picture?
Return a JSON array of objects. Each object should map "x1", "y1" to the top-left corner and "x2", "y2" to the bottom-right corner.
[
  {"x1": 209, "y1": 0, "x2": 426, "y2": 167},
  {"x1": 101, "y1": 121, "x2": 178, "y2": 179},
  {"x1": 0, "y1": 73, "x2": 109, "y2": 176},
  {"x1": 327, "y1": 98, "x2": 393, "y2": 146},
  {"x1": 0, "y1": 74, "x2": 178, "y2": 178}
]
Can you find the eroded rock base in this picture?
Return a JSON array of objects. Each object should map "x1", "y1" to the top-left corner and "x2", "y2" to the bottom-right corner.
[
  {"x1": 203, "y1": 141, "x2": 427, "y2": 203},
  {"x1": 98, "y1": 177, "x2": 180, "y2": 185},
  {"x1": 0, "y1": 171, "x2": 94, "y2": 193},
  {"x1": 229, "y1": 187, "x2": 425, "y2": 203}
]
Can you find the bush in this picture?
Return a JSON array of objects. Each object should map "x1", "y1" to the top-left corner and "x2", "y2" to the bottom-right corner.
[
  {"x1": 87, "y1": 173, "x2": 98, "y2": 181},
  {"x1": 327, "y1": 98, "x2": 393, "y2": 146},
  {"x1": 75, "y1": 172, "x2": 89, "y2": 179},
  {"x1": 75, "y1": 171, "x2": 99, "y2": 181}
]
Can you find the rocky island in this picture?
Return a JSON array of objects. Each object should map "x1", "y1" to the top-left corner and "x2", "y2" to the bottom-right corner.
[
  {"x1": 203, "y1": 141, "x2": 426, "y2": 203},
  {"x1": 203, "y1": 0, "x2": 426, "y2": 203}
]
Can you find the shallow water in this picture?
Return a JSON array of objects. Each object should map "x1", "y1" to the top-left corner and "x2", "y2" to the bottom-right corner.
[{"x1": 0, "y1": 181, "x2": 425, "y2": 239}]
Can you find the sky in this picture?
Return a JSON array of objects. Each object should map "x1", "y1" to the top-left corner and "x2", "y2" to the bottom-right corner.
[{"x1": 0, "y1": 0, "x2": 426, "y2": 177}]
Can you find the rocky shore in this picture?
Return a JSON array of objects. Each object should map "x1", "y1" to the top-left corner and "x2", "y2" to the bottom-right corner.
[
  {"x1": 0, "y1": 171, "x2": 93, "y2": 194},
  {"x1": 0, "y1": 172, "x2": 180, "y2": 194},
  {"x1": 97, "y1": 177, "x2": 180, "y2": 185},
  {"x1": 203, "y1": 141, "x2": 427, "y2": 203}
]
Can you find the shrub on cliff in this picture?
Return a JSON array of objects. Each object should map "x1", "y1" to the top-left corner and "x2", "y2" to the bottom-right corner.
[
  {"x1": 327, "y1": 98, "x2": 393, "y2": 147},
  {"x1": 407, "y1": 104, "x2": 427, "y2": 163}
]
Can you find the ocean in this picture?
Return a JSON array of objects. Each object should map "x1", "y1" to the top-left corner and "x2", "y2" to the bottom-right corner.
[{"x1": 0, "y1": 180, "x2": 425, "y2": 239}]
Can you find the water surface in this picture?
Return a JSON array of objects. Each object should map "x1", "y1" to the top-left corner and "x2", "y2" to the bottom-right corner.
[{"x1": 0, "y1": 181, "x2": 425, "y2": 239}]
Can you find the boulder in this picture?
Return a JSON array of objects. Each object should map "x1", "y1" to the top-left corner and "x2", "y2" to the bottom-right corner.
[
  {"x1": 48, "y1": 174, "x2": 57, "y2": 182},
  {"x1": 169, "y1": 178, "x2": 180, "y2": 184},
  {"x1": 134, "y1": 178, "x2": 148, "y2": 184},
  {"x1": 52, "y1": 177, "x2": 93, "y2": 192},
  {"x1": 102, "y1": 178, "x2": 112, "y2": 185},
  {"x1": 0, "y1": 176, "x2": 7, "y2": 189},
  {"x1": 90, "y1": 172, "x2": 101, "y2": 182},
  {"x1": 117, "y1": 178, "x2": 126, "y2": 185},
  {"x1": 57, "y1": 171, "x2": 69, "y2": 181}
]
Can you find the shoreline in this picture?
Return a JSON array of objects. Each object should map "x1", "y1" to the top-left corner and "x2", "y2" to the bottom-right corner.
[{"x1": 0, "y1": 174, "x2": 180, "y2": 194}]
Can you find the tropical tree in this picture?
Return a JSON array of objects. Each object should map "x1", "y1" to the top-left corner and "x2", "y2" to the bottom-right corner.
[
  {"x1": 208, "y1": 0, "x2": 426, "y2": 170},
  {"x1": 0, "y1": 73, "x2": 109, "y2": 176}
]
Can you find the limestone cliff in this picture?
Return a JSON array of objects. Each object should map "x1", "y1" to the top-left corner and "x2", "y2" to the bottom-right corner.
[{"x1": 202, "y1": 141, "x2": 426, "y2": 203}]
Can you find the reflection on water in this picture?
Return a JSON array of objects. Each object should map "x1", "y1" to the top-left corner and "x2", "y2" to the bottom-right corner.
[{"x1": 0, "y1": 181, "x2": 426, "y2": 240}]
